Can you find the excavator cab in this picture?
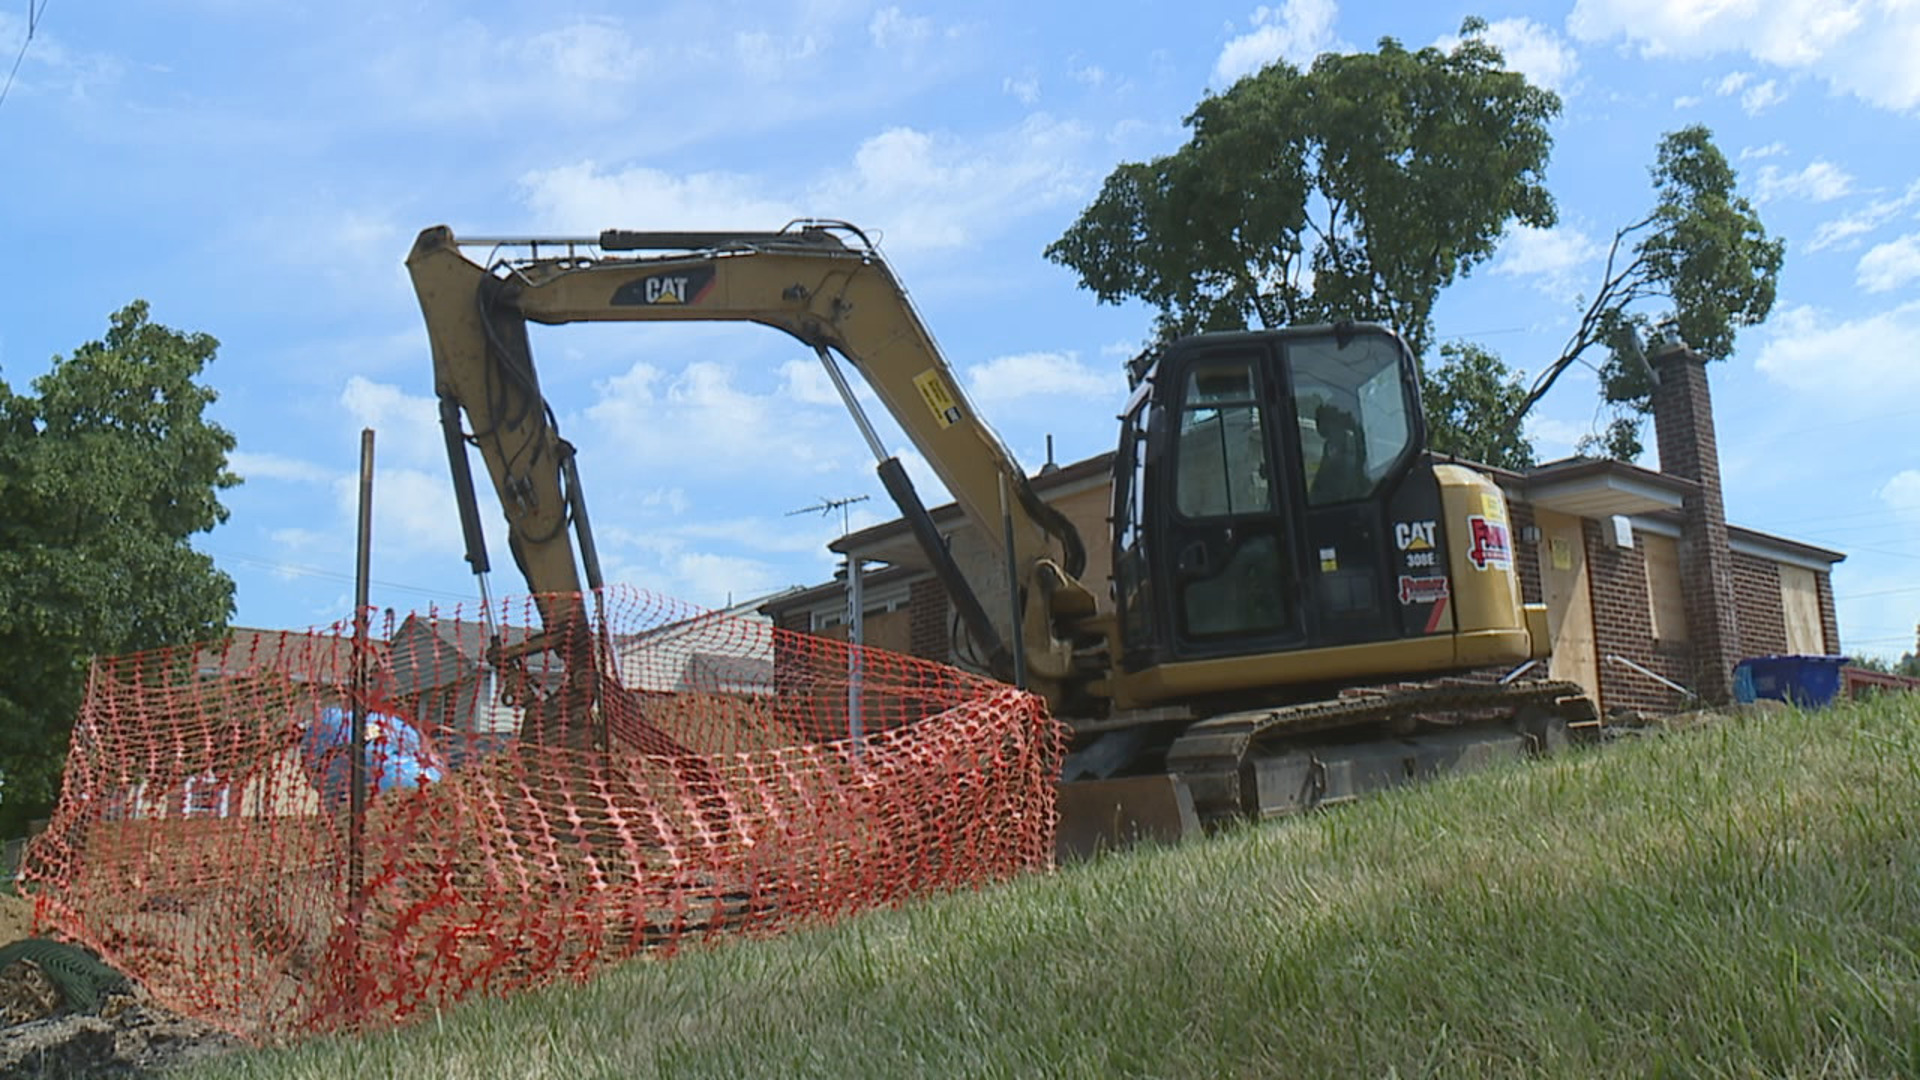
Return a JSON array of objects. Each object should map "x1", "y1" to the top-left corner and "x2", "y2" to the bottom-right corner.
[{"x1": 1107, "y1": 325, "x2": 1531, "y2": 711}]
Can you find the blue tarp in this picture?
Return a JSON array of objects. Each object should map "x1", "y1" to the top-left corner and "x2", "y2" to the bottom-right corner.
[{"x1": 301, "y1": 705, "x2": 443, "y2": 807}]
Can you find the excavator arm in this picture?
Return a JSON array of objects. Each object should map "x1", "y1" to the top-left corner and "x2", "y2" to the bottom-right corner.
[{"x1": 406, "y1": 222, "x2": 1101, "y2": 716}]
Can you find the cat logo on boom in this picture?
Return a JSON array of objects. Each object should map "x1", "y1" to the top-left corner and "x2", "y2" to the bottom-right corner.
[{"x1": 611, "y1": 266, "x2": 716, "y2": 307}]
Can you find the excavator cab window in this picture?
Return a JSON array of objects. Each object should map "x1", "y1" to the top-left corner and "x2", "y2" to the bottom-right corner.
[
  {"x1": 1117, "y1": 326, "x2": 1433, "y2": 668},
  {"x1": 1292, "y1": 336, "x2": 1414, "y2": 506},
  {"x1": 1113, "y1": 395, "x2": 1156, "y2": 662},
  {"x1": 1167, "y1": 351, "x2": 1296, "y2": 643}
]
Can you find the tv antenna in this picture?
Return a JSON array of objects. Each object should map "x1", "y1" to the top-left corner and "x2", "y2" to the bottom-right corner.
[{"x1": 786, "y1": 494, "x2": 870, "y2": 538}]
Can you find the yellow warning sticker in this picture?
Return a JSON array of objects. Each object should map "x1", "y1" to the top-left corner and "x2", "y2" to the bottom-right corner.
[
  {"x1": 1319, "y1": 547, "x2": 1339, "y2": 573},
  {"x1": 913, "y1": 369, "x2": 964, "y2": 428},
  {"x1": 1480, "y1": 492, "x2": 1507, "y2": 522}
]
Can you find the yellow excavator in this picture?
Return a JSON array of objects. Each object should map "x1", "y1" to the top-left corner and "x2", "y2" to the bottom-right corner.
[{"x1": 406, "y1": 221, "x2": 1594, "y2": 849}]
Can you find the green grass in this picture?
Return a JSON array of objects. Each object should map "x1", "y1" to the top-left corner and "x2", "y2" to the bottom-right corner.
[{"x1": 186, "y1": 698, "x2": 1920, "y2": 1079}]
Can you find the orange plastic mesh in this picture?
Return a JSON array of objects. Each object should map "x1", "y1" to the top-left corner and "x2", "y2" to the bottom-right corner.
[{"x1": 21, "y1": 586, "x2": 1063, "y2": 1040}]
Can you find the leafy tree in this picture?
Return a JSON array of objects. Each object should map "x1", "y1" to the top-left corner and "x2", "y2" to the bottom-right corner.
[
  {"x1": 0, "y1": 302, "x2": 238, "y2": 837},
  {"x1": 1046, "y1": 17, "x2": 1560, "y2": 362},
  {"x1": 1508, "y1": 125, "x2": 1784, "y2": 460},
  {"x1": 1424, "y1": 342, "x2": 1534, "y2": 470}
]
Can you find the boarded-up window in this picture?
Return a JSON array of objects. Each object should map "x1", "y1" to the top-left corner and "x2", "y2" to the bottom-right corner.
[
  {"x1": 1780, "y1": 565, "x2": 1825, "y2": 654},
  {"x1": 1642, "y1": 534, "x2": 1689, "y2": 643},
  {"x1": 819, "y1": 607, "x2": 912, "y2": 655}
]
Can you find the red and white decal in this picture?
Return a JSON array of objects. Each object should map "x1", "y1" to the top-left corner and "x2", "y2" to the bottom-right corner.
[
  {"x1": 1466, "y1": 515, "x2": 1512, "y2": 570},
  {"x1": 1397, "y1": 574, "x2": 1450, "y2": 606}
]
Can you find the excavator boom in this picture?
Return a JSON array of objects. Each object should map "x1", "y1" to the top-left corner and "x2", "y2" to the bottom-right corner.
[{"x1": 407, "y1": 223, "x2": 1099, "y2": 710}]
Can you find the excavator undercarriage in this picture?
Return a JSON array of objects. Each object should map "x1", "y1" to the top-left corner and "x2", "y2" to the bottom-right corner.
[{"x1": 1055, "y1": 678, "x2": 1598, "y2": 857}]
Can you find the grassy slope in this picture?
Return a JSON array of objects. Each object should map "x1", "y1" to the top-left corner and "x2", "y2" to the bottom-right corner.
[{"x1": 190, "y1": 699, "x2": 1920, "y2": 1080}]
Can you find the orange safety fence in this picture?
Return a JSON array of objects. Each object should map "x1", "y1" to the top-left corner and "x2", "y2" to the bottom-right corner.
[{"x1": 20, "y1": 586, "x2": 1064, "y2": 1040}]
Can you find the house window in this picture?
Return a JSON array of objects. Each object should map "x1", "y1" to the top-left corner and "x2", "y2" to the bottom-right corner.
[
  {"x1": 180, "y1": 772, "x2": 231, "y2": 819},
  {"x1": 1779, "y1": 565, "x2": 1825, "y2": 654},
  {"x1": 1642, "y1": 534, "x2": 1689, "y2": 643}
]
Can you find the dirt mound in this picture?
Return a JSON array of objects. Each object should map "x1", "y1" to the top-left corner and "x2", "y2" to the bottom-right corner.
[
  {"x1": 0, "y1": 907, "x2": 243, "y2": 1078},
  {"x1": 0, "y1": 893, "x2": 34, "y2": 948},
  {"x1": 0, "y1": 988, "x2": 241, "y2": 1078}
]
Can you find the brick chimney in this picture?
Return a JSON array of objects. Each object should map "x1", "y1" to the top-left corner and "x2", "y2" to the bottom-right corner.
[{"x1": 1649, "y1": 340, "x2": 1742, "y2": 704}]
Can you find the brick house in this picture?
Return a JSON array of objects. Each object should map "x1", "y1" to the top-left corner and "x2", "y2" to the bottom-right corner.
[{"x1": 762, "y1": 341, "x2": 1842, "y2": 717}]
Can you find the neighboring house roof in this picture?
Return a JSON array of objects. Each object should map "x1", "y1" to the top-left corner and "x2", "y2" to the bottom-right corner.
[
  {"x1": 810, "y1": 448, "x2": 1842, "y2": 579},
  {"x1": 389, "y1": 615, "x2": 563, "y2": 696},
  {"x1": 830, "y1": 451, "x2": 1118, "y2": 562},
  {"x1": 759, "y1": 563, "x2": 923, "y2": 619},
  {"x1": 684, "y1": 652, "x2": 775, "y2": 692},
  {"x1": 194, "y1": 627, "x2": 384, "y2": 686}
]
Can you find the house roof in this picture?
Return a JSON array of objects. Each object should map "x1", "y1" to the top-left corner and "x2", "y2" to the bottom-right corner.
[
  {"x1": 685, "y1": 652, "x2": 775, "y2": 690},
  {"x1": 416, "y1": 616, "x2": 539, "y2": 663},
  {"x1": 798, "y1": 448, "x2": 1844, "y2": 587},
  {"x1": 194, "y1": 627, "x2": 384, "y2": 686},
  {"x1": 758, "y1": 563, "x2": 924, "y2": 617},
  {"x1": 1630, "y1": 512, "x2": 1846, "y2": 569},
  {"x1": 1483, "y1": 455, "x2": 1698, "y2": 519},
  {"x1": 829, "y1": 451, "x2": 1118, "y2": 563}
]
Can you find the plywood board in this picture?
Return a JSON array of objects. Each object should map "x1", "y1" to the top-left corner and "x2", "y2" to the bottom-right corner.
[{"x1": 1534, "y1": 509, "x2": 1601, "y2": 705}]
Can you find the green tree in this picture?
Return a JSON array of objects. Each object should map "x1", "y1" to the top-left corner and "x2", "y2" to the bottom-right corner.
[
  {"x1": 0, "y1": 302, "x2": 238, "y2": 837},
  {"x1": 1046, "y1": 17, "x2": 1560, "y2": 362},
  {"x1": 1424, "y1": 342, "x2": 1534, "y2": 470},
  {"x1": 1508, "y1": 125, "x2": 1784, "y2": 460}
]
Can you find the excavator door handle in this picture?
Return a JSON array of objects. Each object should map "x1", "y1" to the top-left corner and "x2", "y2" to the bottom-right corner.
[{"x1": 1176, "y1": 540, "x2": 1212, "y2": 579}]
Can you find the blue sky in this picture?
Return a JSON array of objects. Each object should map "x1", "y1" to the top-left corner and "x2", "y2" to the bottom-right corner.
[{"x1": 3, "y1": 0, "x2": 1917, "y2": 660}]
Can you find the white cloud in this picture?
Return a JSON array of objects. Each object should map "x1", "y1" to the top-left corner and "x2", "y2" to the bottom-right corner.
[
  {"x1": 1673, "y1": 94, "x2": 1702, "y2": 109},
  {"x1": 228, "y1": 451, "x2": 334, "y2": 486},
  {"x1": 1808, "y1": 180, "x2": 1920, "y2": 251},
  {"x1": 0, "y1": 11, "x2": 124, "y2": 102},
  {"x1": 780, "y1": 357, "x2": 844, "y2": 407},
  {"x1": 585, "y1": 358, "x2": 851, "y2": 480},
  {"x1": 519, "y1": 116, "x2": 1091, "y2": 254},
  {"x1": 529, "y1": 19, "x2": 647, "y2": 84},
  {"x1": 1478, "y1": 18, "x2": 1580, "y2": 94},
  {"x1": 665, "y1": 551, "x2": 788, "y2": 608},
  {"x1": 1491, "y1": 225, "x2": 1601, "y2": 298},
  {"x1": 339, "y1": 376, "x2": 447, "y2": 472},
  {"x1": 734, "y1": 30, "x2": 823, "y2": 73},
  {"x1": 1740, "y1": 78, "x2": 1787, "y2": 114},
  {"x1": 1435, "y1": 18, "x2": 1579, "y2": 93},
  {"x1": 1003, "y1": 73, "x2": 1040, "y2": 104},
  {"x1": 868, "y1": 7, "x2": 933, "y2": 50},
  {"x1": 1754, "y1": 160, "x2": 1856, "y2": 203},
  {"x1": 1569, "y1": 0, "x2": 1920, "y2": 111},
  {"x1": 1740, "y1": 141, "x2": 1789, "y2": 161},
  {"x1": 1071, "y1": 62, "x2": 1108, "y2": 88},
  {"x1": 1878, "y1": 470, "x2": 1920, "y2": 525},
  {"x1": 965, "y1": 351, "x2": 1122, "y2": 404},
  {"x1": 1754, "y1": 300, "x2": 1920, "y2": 399},
  {"x1": 1711, "y1": 71, "x2": 1785, "y2": 112},
  {"x1": 1523, "y1": 416, "x2": 1589, "y2": 458},
  {"x1": 332, "y1": 466, "x2": 469, "y2": 561},
  {"x1": 815, "y1": 117, "x2": 1093, "y2": 252},
  {"x1": 1856, "y1": 234, "x2": 1920, "y2": 293},
  {"x1": 518, "y1": 162, "x2": 802, "y2": 234},
  {"x1": 1213, "y1": 0, "x2": 1341, "y2": 85}
]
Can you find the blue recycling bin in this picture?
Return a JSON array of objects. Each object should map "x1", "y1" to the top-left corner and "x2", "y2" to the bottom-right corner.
[{"x1": 1733, "y1": 655, "x2": 1851, "y2": 708}]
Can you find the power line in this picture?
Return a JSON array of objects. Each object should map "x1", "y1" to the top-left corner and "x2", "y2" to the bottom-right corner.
[
  {"x1": 0, "y1": 0, "x2": 51, "y2": 112},
  {"x1": 207, "y1": 548, "x2": 478, "y2": 604}
]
